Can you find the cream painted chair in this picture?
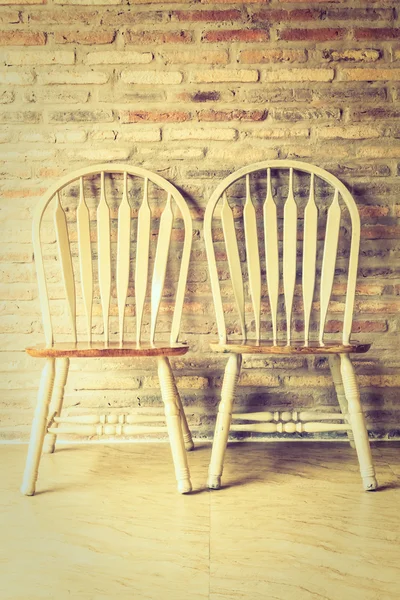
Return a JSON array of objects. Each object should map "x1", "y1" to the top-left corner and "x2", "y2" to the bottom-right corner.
[
  {"x1": 22, "y1": 164, "x2": 194, "y2": 496},
  {"x1": 204, "y1": 160, "x2": 377, "y2": 492}
]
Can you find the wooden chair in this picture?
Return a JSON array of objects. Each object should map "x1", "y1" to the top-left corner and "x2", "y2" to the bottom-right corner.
[
  {"x1": 204, "y1": 160, "x2": 378, "y2": 492},
  {"x1": 22, "y1": 164, "x2": 194, "y2": 496}
]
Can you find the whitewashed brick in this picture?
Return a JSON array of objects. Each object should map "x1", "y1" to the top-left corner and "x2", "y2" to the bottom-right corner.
[
  {"x1": 164, "y1": 128, "x2": 237, "y2": 141},
  {"x1": 263, "y1": 69, "x2": 334, "y2": 83},
  {"x1": 55, "y1": 130, "x2": 88, "y2": 143},
  {"x1": 37, "y1": 70, "x2": 109, "y2": 85},
  {"x1": 0, "y1": 71, "x2": 34, "y2": 85},
  {"x1": 121, "y1": 70, "x2": 183, "y2": 85},
  {"x1": 5, "y1": 51, "x2": 75, "y2": 66},
  {"x1": 191, "y1": 69, "x2": 258, "y2": 83},
  {"x1": 120, "y1": 128, "x2": 161, "y2": 142},
  {"x1": 87, "y1": 51, "x2": 152, "y2": 65}
]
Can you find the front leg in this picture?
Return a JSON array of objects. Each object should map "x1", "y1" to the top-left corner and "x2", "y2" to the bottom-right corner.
[
  {"x1": 328, "y1": 354, "x2": 355, "y2": 449},
  {"x1": 208, "y1": 353, "x2": 241, "y2": 490},
  {"x1": 43, "y1": 357, "x2": 70, "y2": 454},
  {"x1": 21, "y1": 358, "x2": 55, "y2": 496},
  {"x1": 340, "y1": 354, "x2": 378, "y2": 491},
  {"x1": 157, "y1": 356, "x2": 192, "y2": 494}
]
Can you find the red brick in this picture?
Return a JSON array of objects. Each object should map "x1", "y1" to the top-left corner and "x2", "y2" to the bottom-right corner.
[
  {"x1": 202, "y1": 29, "x2": 269, "y2": 43},
  {"x1": 197, "y1": 109, "x2": 267, "y2": 121},
  {"x1": 0, "y1": 30, "x2": 46, "y2": 45},
  {"x1": 279, "y1": 28, "x2": 346, "y2": 41},
  {"x1": 55, "y1": 31, "x2": 116, "y2": 45},
  {"x1": 126, "y1": 30, "x2": 192, "y2": 44},
  {"x1": 326, "y1": 320, "x2": 387, "y2": 334},
  {"x1": 251, "y1": 9, "x2": 320, "y2": 23},
  {"x1": 119, "y1": 111, "x2": 191, "y2": 123},
  {"x1": 172, "y1": 10, "x2": 241, "y2": 21},
  {"x1": 354, "y1": 29, "x2": 400, "y2": 41}
]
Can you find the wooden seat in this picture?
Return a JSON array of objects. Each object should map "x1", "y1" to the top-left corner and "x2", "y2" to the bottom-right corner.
[
  {"x1": 209, "y1": 341, "x2": 371, "y2": 355},
  {"x1": 204, "y1": 159, "x2": 378, "y2": 492},
  {"x1": 26, "y1": 342, "x2": 189, "y2": 358},
  {"x1": 21, "y1": 164, "x2": 194, "y2": 496}
]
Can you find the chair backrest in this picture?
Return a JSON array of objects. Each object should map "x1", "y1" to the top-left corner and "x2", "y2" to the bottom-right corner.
[
  {"x1": 34, "y1": 164, "x2": 192, "y2": 347},
  {"x1": 204, "y1": 160, "x2": 361, "y2": 347}
]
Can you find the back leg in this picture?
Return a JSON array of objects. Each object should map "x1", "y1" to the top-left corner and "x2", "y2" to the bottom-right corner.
[
  {"x1": 21, "y1": 358, "x2": 55, "y2": 496},
  {"x1": 328, "y1": 354, "x2": 355, "y2": 449},
  {"x1": 340, "y1": 354, "x2": 378, "y2": 491},
  {"x1": 43, "y1": 357, "x2": 70, "y2": 454}
]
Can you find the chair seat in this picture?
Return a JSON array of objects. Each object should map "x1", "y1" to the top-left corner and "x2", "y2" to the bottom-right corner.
[
  {"x1": 209, "y1": 340, "x2": 371, "y2": 355},
  {"x1": 26, "y1": 342, "x2": 189, "y2": 358}
]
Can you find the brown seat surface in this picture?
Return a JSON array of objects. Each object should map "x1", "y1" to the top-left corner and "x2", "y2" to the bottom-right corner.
[
  {"x1": 26, "y1": 342, "x2": 189, "y2": 358},
  {"x1": 209, "y1": 340, "x2": 371, "y2": 355}
]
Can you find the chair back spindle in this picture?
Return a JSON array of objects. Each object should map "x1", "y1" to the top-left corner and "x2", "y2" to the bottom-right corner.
[
  {"x1": 204, "y1": 160, "x2": 361, "y2": 347},
  {"x1": 33, "y1": 165, "x2": 192, "y2": 348}
]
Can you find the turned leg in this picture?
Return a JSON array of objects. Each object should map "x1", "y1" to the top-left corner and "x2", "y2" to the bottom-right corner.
[
  {"x1": 21, "y1": 358, "x2": 56, "y2": 496},
  {"x1": 340, "y1": 354, "x2": 378, "y2": 491},
  {"x1": 175, "y1": 392, "x2": 194, "y2": 452},
  {"x1": 43, "y1": 357, "x2": 70, "y2": 454},
  {"x1": 157, "y1": 356, "x2": 192, "y2": 494},
  {"x1": 328, "y1": 354, "x2": 355, "y2": 449},
  {"x1": 208, "y1": 353, "x2": 241, "y2": 490}
]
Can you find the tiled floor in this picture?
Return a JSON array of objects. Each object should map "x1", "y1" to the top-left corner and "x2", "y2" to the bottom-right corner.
[{"x1": 1, "y1": 442, "x2": 399, "y2": 600}]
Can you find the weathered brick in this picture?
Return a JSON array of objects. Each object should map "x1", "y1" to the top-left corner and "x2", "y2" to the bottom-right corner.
[
  {"x1": 121, "y1": 70, "x2": 183, "y2": 85},
  {"x1": 5, "y1": 51, "x2": 75, "y2": 66},
  {"x1": 87, "y1": 51, "x2": 152, "y2": 65},
  {"x1": 99, "y1": 89, "x2": 166, "y2": 103},
  {"x1": 241, "y1": 87, "x2": 312, "y2": 103},
  {"x1": 55, "y1": 31, "x2": 116, "y2": 45},
  {"x1": 263, "y1": 68, "x2": 334, "y2": 82},
  {"x1": 326, "y1": 8, "x2": 394, "y2": 21},
  {"x1": 198, "y1": 109, "x2": 266, "y2": 122},
  {"x1": 239, "y1": 372, "x2": 280, "y2": 387},
  {"x1": 248, "y1": 128, "x2": 309, "y2": 139},
  {"x1": 313, "y1": 84, "x2": 385, "y2": 103},
  {"x1": 0, "y1": 111, "x2": 40, "y2": 123},
  {"x1": 0, "y1": 71, "x2": 34, "y2": 85},
  {"x1": 55, "y1": 130, "x2": 87, "y2": 143},
  {"x1": 0, "y1": 30, "x2": 46, "y2": 45},
  {"x1": 53, "y1": 0, "x2": 122, "y2": 4},
  {"x1": 66, "y1": 147, "x2": 131, "y2": 161},
  {"x1": 48, "y1": 110, "x2": 114, "y2": 123},
  {"x1": 36, "y1": 70, "x2": 109, "y2": 85},
  {"x1": 191, "y1": 69, "x2": 258, "y2": 83},
  {"x1": 202, "y1": 29, "x2": 269, "y2": 43},
  {"x1": 251, "y1": 9, "x2": 320, "y2": 23},
  {"x1": 0, "y1": 10, "x2": 20, "y2": 23},
  {"x1": 322, "y1": 49, "x2": 381, "y2": 62},
  {"x1": 279, "y1": 28, "x2": 346, "y2": 41},
  {"x1": 126, "y1": 30, "x2": 192, "y2": 44},
  {"x1": 0, "y1": 90, "x2": 14, "y2": 104},
  {"x1": 239, "y1": 49, "x2": 307, "y2": 64},
  {"x1": 100, "y1": 10, "x2": 165, "y2": 26},
  {"x1": 318, "y1": 125, "x2": 382, "y2": 139},
  {"x1": 351, "y1": 107, "x2": 400, "y2": 120},
  {"x1": 19, "y1": 131, "x2": 55, "y2": 143},
  {"x1": 354, "y1": 28, "x2": 400, "y2": 41},
  {"x1": 340, "y1": 69, "x2": 400, "y2": 81},
  {"x1": 272, "y1": 108, "x2": 340, "y2": 121},
  {"x1": 161, "y1": 49, "x2": 228, "y2": 65},
  {"x1": 24, "y1": 89, "x2": 90, "y2": 104},
  {"x1": 119, "y1": 128, "x2": 161, "y2": 142},
  {"x1": 119, "y1": 110, "x2": 191, "y2": 123},
  {"x1": 172, "y1": 9, "x2": 241, "y2": 21},
  {"x1": 164, "y1": 128, "x2": 237, "y2": 141}
]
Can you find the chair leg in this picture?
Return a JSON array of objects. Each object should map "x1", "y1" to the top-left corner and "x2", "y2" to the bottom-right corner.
[
  {"x1": 340, "y1": 354, "x2": 378, "y2": 491},
  {"x1": 175, "y1": 392, "x2": 195, "y2": 451},
  {"x1": 43, "y1": 357, "x2": 70, "y2": 454},
  {"x1": 207, "y1": 353, "x2": 241, "y2": 490},
  {"x1": 157, "y1": 356, "x2": 192, "y2": 494},
  {"x1": 328, "y1": 354, "x2": 355, "y2": 449},
  {"x1": 21, "y1": 358, "x2": 55, "y2": 496}
]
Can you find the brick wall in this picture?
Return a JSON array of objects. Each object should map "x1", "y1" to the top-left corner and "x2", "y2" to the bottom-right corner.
[{"x1": 0, "y1": 0, "x2": 399, "y2": 442}]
